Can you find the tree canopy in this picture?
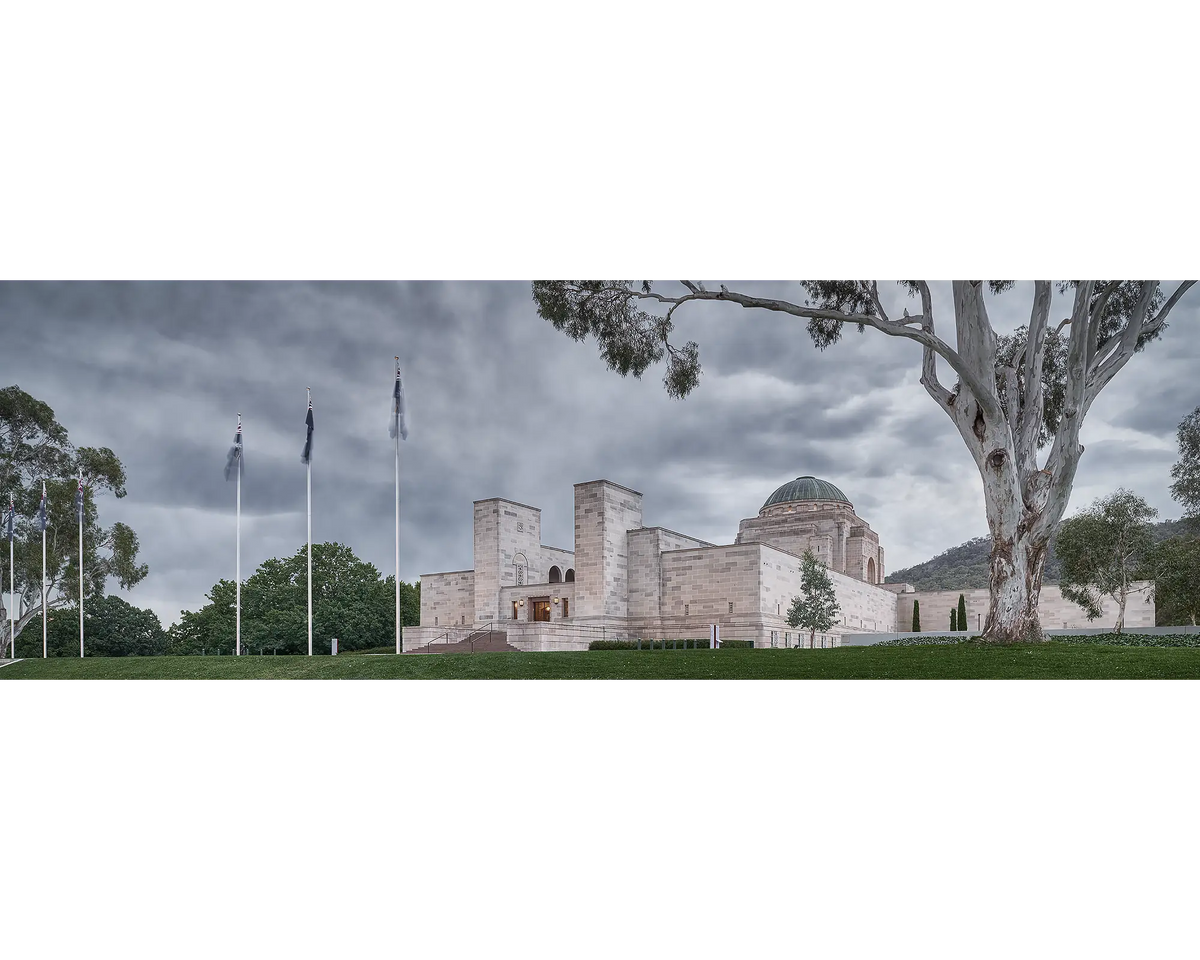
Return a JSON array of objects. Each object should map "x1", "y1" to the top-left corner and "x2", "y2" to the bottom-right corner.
[
  {"x1": 167, "y1": 542, "x2": 420, "y2": 655},
  {"x1": 1054, "y1": 489, "x2": 1157, "y2": 632},
  {"x1": 1170, "y1": 405, "x2": 1200, "y2": 523},
  {"x1": 535, "y1": 281, "x2": 1197, "y2": 643},
  {"x1": 0, "y1": 384, "x2": 147, "y2": 651}
]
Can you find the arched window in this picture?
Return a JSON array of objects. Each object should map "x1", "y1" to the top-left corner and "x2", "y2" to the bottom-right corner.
[
  {"x1": 513, "y1": 553, "x2": 528, "y2": 586},
  {"x1": 549, "y1": 565, "x2": 562, "y2": 583},
  {"x1": 564, "y1": 568, "x2": 575, "y2": 582},
  {"x1": 866, "y1": 557, "x2": 877, "y2": 584}
]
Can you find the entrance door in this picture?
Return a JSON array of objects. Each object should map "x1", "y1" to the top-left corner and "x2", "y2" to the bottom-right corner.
[{"x1": 532, "y1": 600, "x2": 551, "y2": 622}]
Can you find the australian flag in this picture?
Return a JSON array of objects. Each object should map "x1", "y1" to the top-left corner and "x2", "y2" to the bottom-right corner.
[
  {"x1": 389, "y1": 362, "x2": 408, "y2": 441},
  {"x1": 75, "y1": 476, "x2": 85, "y2": 523},
  {"x1": 37, "y1": 483, "x2": 48, "y2": 533},
  {"x1": 2, "y1": 498, "x2": 13, "y2": 541},
  {"x1": 301, "y1": 395, "x2": 314, "y2": 464},
  {"x1": 224, "y1": 416, "x2": 244, "y2": 481}
]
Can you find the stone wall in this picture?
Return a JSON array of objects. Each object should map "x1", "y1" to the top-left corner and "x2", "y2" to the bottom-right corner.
[
  {"x1": 895, "y1": 583, "x2": 1156, "y2": 633},
  {"x1": 419, "y1": 570, "x2": 475, "y2": 628},
  {"x1": 498, "y1": 582, "x2": 576, "y2": 622},
  {"x1": 627, "y1": 526, "x2": 711, "y2": 619}
]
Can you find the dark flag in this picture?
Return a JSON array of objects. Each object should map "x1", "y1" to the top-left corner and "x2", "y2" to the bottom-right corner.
[
  {"x1": 225, "y1": 416, "x2": 244, "y2": 481},
  {"x1": 37, "y1": 483, "x2": 48, "y2": 533},
  {"x1": 3, "y1": 498, "x2": 12, "y2": 541},
  {"x1": 301, "y1": 395, "x2": 314, "y2": 464},
  {"x1": 75, "y1": 476, "x2": 85, "y2": 523},
  {"x1": 389, "y1": 361, "x2": 409, "y2": 441}
]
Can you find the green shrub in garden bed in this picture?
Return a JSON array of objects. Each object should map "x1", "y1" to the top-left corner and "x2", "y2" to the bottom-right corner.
[
  {"x1": 1054, "y1": 633, "x2": 1200, "y2": 648},
  {"x1": 588, "y1": 639, "x2": 712, "y2": 651}
]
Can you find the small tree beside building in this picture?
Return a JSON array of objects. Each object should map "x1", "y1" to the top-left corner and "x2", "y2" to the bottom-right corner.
[
  {"x1": 911, "y1": 599, "x2": 921, "y2": 632},
  {"x1": 957, "y1": 594, "x2": 968, "y2": 633},
  {"x1": 950, "y1": 608, "x2": 957, "y2": 631},
  {"x1": 786, "y1": 549, "x2": 841, "y2": 648},
  {"x1": 1054, "y1": 489, "x2": 1157, "y2": 633}
]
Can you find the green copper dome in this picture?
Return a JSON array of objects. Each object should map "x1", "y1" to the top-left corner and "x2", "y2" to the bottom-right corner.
[{"x1": 762, "y1": 476, "x2": 852, "y2": 510}]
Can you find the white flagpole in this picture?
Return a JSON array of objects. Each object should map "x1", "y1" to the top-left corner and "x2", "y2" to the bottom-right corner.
[
  {"x1": 395, "y1": 359, "x2": 401, "y2": 655},
  {"x1": 307, "y1": 388, "x2": 313, "y2": 657},
  {"x1": 79, "y1": 470, "x2": 84, "y2": 658},
  {"x1": 42, "y1": 481, "x2": 47, "y2": 658},
  {"x1": 8, "y1": 494, "x2": 14, "y2": 659},
  {"x1": 236, "y1": 413, "x2": 242, "y2": 657}
]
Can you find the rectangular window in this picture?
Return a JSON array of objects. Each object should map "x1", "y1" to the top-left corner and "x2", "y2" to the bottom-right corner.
[
  {"x1": 435, "y1": 617, "x2": 438, "y2": 625},
  {"x1": 729, "y1": 602, "x2": 734, "y2": 614},
  {"x1": 562, "y1": 598, "x2": 569, "y2": 618},
  {"x1": 771, "y1": 630, "x2": 778, "y2": 647},
  {"x1": 512, "y1": 601, "x2": 519, "y2": 620},
  {"x1": 685, "y1": 603, "x2": 689, "y2": 616}
]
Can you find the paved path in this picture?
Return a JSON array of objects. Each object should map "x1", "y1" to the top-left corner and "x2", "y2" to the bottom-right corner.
[{"x1": 0, "y1": 659, "x2": 23, "y2": 669}]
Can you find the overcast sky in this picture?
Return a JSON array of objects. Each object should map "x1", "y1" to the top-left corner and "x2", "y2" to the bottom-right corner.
[{"x1": 3, "y1": 281, "x2": 1197, "y2": 626}]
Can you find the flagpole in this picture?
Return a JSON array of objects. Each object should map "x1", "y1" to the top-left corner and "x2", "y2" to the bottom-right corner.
[
  {"x1": 8, "y1": 495, "x2": 14, "y2": 660},
  {"x1": 79, "y1": 470, "x2": 84, "y2": 658},
  {"x1": 307, "y1": 388, "x2": 313, "y2": 657},
  {"x1": 236, "y1": 413, "x2": 242, "y2": 657},
  {"x1": 395, "y1": 359, "x2": 401, "y2": 655},
  {"x1": 42, "y1": 481, "x2": 47, "y2": 658}
]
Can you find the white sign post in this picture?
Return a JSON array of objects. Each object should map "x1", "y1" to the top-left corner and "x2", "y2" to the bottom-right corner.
[
  {"x1": 709, "y1": 623, "x2": 720, "y2": 649},
  {"x1": 331, "y1": 637, "x2": 338, "y2": 656}
]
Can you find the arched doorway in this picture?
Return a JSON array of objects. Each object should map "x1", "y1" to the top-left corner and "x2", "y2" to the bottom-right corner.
[
  {"x1": 549, "y1": 565, "x2": 562, "y2": 583},
  {"x1": 866, "y1": 557, "x2": 877, "y2": 584},
  {"x1": 564, "y1": 568, "x2": 575, "y2": 582}
]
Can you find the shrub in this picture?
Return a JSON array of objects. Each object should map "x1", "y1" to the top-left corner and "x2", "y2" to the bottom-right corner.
[
  {"x1": 911, "y1": 600, "x2": 921, "y2": 632},
  {"x1": 717, "y1": 639, "x2": 754, "y2": 649},
  {"x1": 588, "y1": 639, "x2": 711, "y2": 651}
]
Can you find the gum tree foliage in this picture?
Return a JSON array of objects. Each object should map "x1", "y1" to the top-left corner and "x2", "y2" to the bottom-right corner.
[
  {"x1": 166, "y1": 542, "x2": 420, "y2": 655},
  {"x1": 534, "y1": 280, "x2": 1197, "y2": 643},
  {"x1": 785, "y1": 549, "x2": 841, "y2": 648},
  {"x1": 0, "y1": 385, "x2": 147, "y2": 653},
  {"x1": 1148, "y1": 535, "x2": 1200, "y2": 627},
  {"x1": 1053, "y1": 489, "x2": 1157, "y2": 633},
  {"x1": 1170, "y1": 406, "x2": 1200, "y2": 522}
]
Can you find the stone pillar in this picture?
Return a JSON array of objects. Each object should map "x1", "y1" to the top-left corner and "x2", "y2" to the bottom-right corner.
[{"x1": 573, "y1": 480, "x2": 643, "y2": 620}]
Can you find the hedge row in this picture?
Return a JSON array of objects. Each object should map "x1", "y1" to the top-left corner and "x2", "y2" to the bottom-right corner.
[{"x1": 588, "y1": 639, "x2": 719, "y2": 651}]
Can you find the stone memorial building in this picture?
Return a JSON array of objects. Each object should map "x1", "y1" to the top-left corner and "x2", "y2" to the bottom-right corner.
[{"x1": 405, "y1": 475, "x2": 1154, "y2": 652}]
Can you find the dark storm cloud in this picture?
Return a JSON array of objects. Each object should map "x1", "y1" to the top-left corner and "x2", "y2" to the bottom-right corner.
[{"x1": 2, "y1": 280, "x2": 1197, "y2": 624}]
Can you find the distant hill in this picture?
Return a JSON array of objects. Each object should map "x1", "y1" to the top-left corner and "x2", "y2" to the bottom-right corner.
[{"x1": 886, "y1": 520, "x2": 1193, "y2": 591}]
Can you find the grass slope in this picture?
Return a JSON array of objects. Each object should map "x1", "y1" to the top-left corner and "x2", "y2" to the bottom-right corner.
[{"x1": 4, "y1": 644, "x2": 1200, "y2": 679}]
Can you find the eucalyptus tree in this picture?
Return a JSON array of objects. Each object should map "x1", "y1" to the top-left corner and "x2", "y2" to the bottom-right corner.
[
  {"x1": 0, "y1": 385, "x2": 147, "y2": 649},
  {"x1": 785, "y1": 549, "x2": 841, "y2": 648},
  {"x1": 1170, "y1": 405, "x2": 1200, "y2": 522},
  {"x1": 1054, "y1": 489, "x2": 1157, "y2": 634},
  {"x1": 533, "y1": 281, "x2": 1197, "y2": 643}
]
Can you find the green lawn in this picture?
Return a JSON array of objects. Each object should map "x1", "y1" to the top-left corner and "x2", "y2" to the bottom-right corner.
[{"x1": 4, "y1": 642, "x2": 1200, "y2": 678}]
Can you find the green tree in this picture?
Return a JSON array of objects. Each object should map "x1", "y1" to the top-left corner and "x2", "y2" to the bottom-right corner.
[
  {"x1": 1054, "y1": 489, "x2": 1157, "y2": 633},
  {"x1": 0, "y1": 385, "x2": 147, "y2": 655},
  {"x1": 957, "y1": 594, "x2": 968, "y2": 632},
  {"x1": 1170, "y1": 406, "x2": 1200, "y2": 524},
  {"x1": 168, "y1": 543, "x2": 419, "y2": 655},
  {"x1": 950, "y1": 608, "x2": 957, "y2": 631},
  {"x1": 1148, "y1": 535, "x2": 1200, "y2": 627},
  {"x1": 911, "y1": 599, "x2": 921, "y2": 632},
  {"x1": 17, "y1": 596, "x2": 165, "y2": 657},
  {"x1": 785, "y1": 550, "x2": 841, "y2": 648},
  {"x1": 534, "y1": 281, "x2": 1198, "y2": 643}
]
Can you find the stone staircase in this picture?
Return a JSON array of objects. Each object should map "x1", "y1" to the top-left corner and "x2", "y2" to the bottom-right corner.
[{"x1": 404, "y1": 629, "x2": 520, "y2": 655}]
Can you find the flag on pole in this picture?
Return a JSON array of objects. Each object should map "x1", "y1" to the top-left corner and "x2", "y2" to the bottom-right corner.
[
  {"x1": 37, "y1": 482, "x2": 48, "y2": 533},
  {"x1": 75, "y1": 476, "x2": 85, "y2": 522},
  {"x1": 3, "y1": 496, "x2": 13, "y2": 540},
  {"x1": 224, "y1": 416, "x2": 244, "y2": 480},
  {"x1": 301, "y1": 395, "x2": 314, "y2": 464},
  {"x1": 389, "y1": 361, "x2": 409, "y2": 441}
]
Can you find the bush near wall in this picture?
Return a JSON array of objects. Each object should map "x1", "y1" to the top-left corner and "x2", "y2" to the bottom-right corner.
[
  {"x1": 877, "y1": 634, "x2": 1200, "y2": 648},
  {"x1": 588, "y1": 639, "x2": 713, "y2": 651}
]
